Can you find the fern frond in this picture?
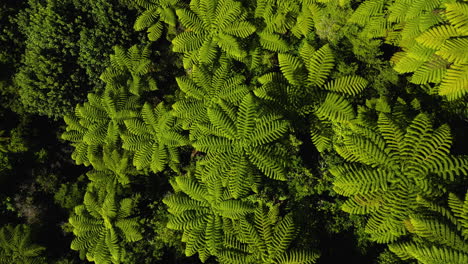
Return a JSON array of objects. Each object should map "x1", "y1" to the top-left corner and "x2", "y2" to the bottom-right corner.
[
  {"x1": 310, "y1": 118, "x2": 333, "y2": 152},
  {"x1": 172, "y1": 32, "x2": 206, "y2": 52},
  {"x1": 258, "y1": 32, "x2": 291, "y2": 52},
  {"x1": 275, "y1": 250, "x2": 319, "y2": 264},
  {"x1": 410, "y1": 57, "x2": 448, "y2": 84},
  {"x1": 437, "y1": 38, "x2": 468, "y2": 64},
  {"x1": 323, "y1": 76, "x2": 368, "y2": 96},
  {"x1": 315, "y1": 93, "x2": 355, "y2": 122},
  {"x1": 224, "y1": 21, "x2": 256, "y2": 38},
  {"x1": 278, "y1": 53, "x2": 306, "y2": 86},
  {"x1": 349, "y1": 0, "x2": 385, "y2": 26},
  {"x1": 331, "y1": 164, "x2": 392, "y2": 196},
  {"x1": 445, "y1": 2, "x2": 468, "y2": 34},
  {"x1": 439, "y1": 63, "x2": 468, "y2": 100},
  {"x1": 305, "y1": 44, "x2": 335, "y2": 87},
  {"x1": 177, "y1": 8, "x2": 205, "y2": 32},
  {"x1": 416, "y1": 25, "x2": 461, "y2": 50}
]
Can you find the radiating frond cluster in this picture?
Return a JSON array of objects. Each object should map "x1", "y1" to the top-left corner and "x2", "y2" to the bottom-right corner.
[
  {"x1": 389, "y1": 191, "x2": 468, "y2": 264},
  {"x1": 255, "y1": 42, "x2": 368, "y2": 152},
  {"x1": 0, "y1": 225, "x2": 45, "y2": 264},
  {"x1": 172, "y1": 59, "x2": 250, "y2": 132},
  {"x1": 193, "y1": 93, "x2": 289, "y2": 198},
  {"x1": 163, "y1": 174, "x2": 255, "y2": 262},
  {"x1": 100, "y1": 45, "x2": 158, "y2": 96},
  {"x1": 61, "y1": 88, "x2": 140, "y2": 168},
  {"x1": 331, "y1": 113, "x2": 468, "y2": 243},
  {"x1": 122, "y1": 102, "x2": 189, "y2": 173},
  {"x1": 172, "y1": 0, "x2": 256, "y2": 67},
  {"x1": 69, "y1": 185, "x2": 142, "y2": 264},
  {"x1": 133, "y1": 0, "x2": 181, "y2": 41},
  {"x1": 219, "y1": 204, "x2": 319, "y2": 264},
  {"x1": 349, "y1": 0, "x2": 468, "y2": 100}
]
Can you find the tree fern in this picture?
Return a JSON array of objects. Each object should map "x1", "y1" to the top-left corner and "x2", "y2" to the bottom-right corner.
[
  {"x1": 163, "y1": 173, "x2": 255, "y2": 262},
  {"x1": 255, "y1": 0, "x2": 301, "y2": 34},
  {"x1": 69, "y1": 185, "x2": 142, "y2": 264},
  {"x1": 122, "y1": 102, "x2": 189, "y2": 173},
  {"x1": 219, "y1": 204, "x2": 319, "y2": 264},
  {"x1": 84, "y1": 147, "x2": 136, "y2": 188},
  {"x1": 290, "y1": 2, "x2": 315, "y2": 38},
  {"x1": 62, "y1": 88, "x2": 140, "y2": 168},
  {"x1": 331, "y1": 113, "x2": 468, "y2": 243},
  {"x1": 389, "y1": 191, "x2": 468, "y2": 264},
  {"x1": 172, "y1": 0, "x2": 256, "y2": 67},
  {"x1": 255, "y1": 42, "x2": 367, "y2": 152},
  {"x1": 172, "y1": 59, "x2": 250, "y2": 131},
  {"x1": 253, "y1": 0, "x2": 303, "y2": 52},
  {"x1": 133, "y1": 0, "x2": 181, "y2": 41},
  {"x1": 0, "y1": 225, "x2": 46, "y2": 264},
  {"x1": 100, "y1": 45, "x2": 158, "y2": 96},
  {"x1": 352, "y1": 0, "x2": 468, "y2": 100},
  {"x1": 192, "y1": 93, "x2": 289, "y2": 198}
]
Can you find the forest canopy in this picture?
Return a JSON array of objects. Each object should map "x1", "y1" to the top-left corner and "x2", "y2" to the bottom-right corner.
[{"x1": 0, "y1": 0, "x2": 467, "y2": 264}]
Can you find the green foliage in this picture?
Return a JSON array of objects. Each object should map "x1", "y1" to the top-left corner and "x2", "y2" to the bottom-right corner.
[
  {"x1": 122, "y1": 102, "x2": 189, "y2": 173},
  {"x1": 69, "y1": 185, "x2": 142, "y2": 264},
  {"x1": 61, "y1": 88, "x2": 140, "y2": 168},
  {"x1": 172, "y1": 0, "x2": 256, "y2": 67},
  {"x1": 172, "y1": 59, "x2": 250, "y2": 131},
  {"x1": 0, "y1": 130, "x2": 8, "y2": 153},
  {"x1": 15, "y1": 0, "x2": 88, "y2": 118},
  {"x1": 54, "y1": 181, "x2": 86, "y2": 210},
  {"x1": 3, "y1": 1, "x2": 468, "y2": 264},
  {"x1": 255, "y1": 42, "x2": 368, "y2": 152},
  {"x1": 100, "y1": 45, "x2": 158, "y2": 96},
  {"x1": 133, "y1": 0, "x2": 180, "y2": 41},
  {"x1": 193, "y1": 93, "x2": 289, "y2": 198},
  {"x1": 349, "y1": 0, "x2": 468, "y2": 101},
  {"x1": 163, "y1": 173, "x2": 255, "y2": 262},
  {"x1": 14, "y1": 0, "x2": 145, "y2": 118},
  {"x1": 305, "y1": 0, "x2": 351, "y2": 44},
  {"x1": 330, "y1": 113, "x2": 468, "y2": 243},
  {"x1": 219, "y1": 204, "x2": 320, "y2": 264},
  {"x1": 389, "y1": 191, "x2": 468, "y2": 264},
  {"x1": 255, "y1": 0, "x2": 301, "y2": 34},
  {"x1": 0, "y1": 224, "x2": 46, "y2": 264}
]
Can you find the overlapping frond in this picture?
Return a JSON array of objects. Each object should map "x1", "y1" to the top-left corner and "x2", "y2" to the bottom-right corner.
[
  {"x1": 163, "y1": 174, "x2": 254, "y2": 261},
  {"x1": 122, "y1": 102, "x2": 188, "y2": 173},
  {"x1": 331, "y1": 113, "x2": 468, "y2": 242},
  {"x1": 229, "y1": 204, "x2": 319, "y2": 264},
  {"x1": 388, "y1": 190, "x2": 468, "y2": 264},
  {"x1": 69, "y1": 186, "x2": 141, "y2": 264},
  {"x1": 172, "y1": 0, "x2": 255, "y2": 66},
  {"x1": 62, "y1": 88, "x2": 140, "y2": 168},
  {"x1": 172, "y1": 60, "x2": 250, "y2": 132},
  {"x1": 0, "y1": 225, "x2": 45, "y2": 264},
  {"x1": 193, "y1": 93, "x2": 289, "y2": 197},
  {"x1": 134, "y1": 0, "x2": 180, "y2": 41},
  {"x1": 100, "y1": 45, "x2": 158, "y2": 96}
]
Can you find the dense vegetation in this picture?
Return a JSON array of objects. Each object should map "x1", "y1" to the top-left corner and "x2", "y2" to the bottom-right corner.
[{"x1": 1, "y1": 0, "x2": 467, "y2": 263}]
